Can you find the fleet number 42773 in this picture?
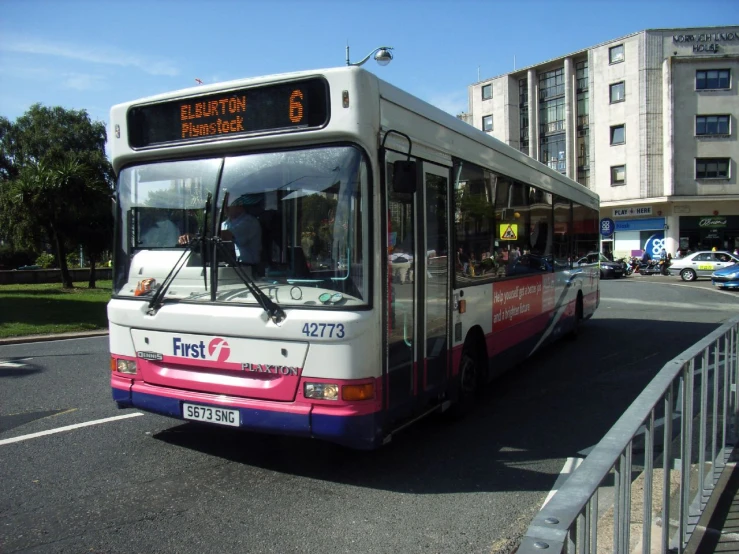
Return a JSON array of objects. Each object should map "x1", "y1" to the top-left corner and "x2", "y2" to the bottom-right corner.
[{"x1": 302, "y1": 323, "x2": 345, "y2": 338}]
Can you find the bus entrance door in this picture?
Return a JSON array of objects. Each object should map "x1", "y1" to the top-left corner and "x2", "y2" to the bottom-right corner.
[
  {"x1": 420, "y1": 162, "x2": 450, "y2": 401},
  {"x1": 385, "y1": 154, "x2": 450, "y2": 425}
]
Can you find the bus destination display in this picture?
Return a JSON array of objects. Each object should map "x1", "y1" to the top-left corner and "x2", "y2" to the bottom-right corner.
[{"x1": 127, "y1": 78, "x2": 329, "y2": 148}]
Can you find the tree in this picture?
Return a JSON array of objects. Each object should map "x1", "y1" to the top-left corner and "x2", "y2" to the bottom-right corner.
[{"x1": 0, "y1": 105, "x2": 113, "y2": 288}]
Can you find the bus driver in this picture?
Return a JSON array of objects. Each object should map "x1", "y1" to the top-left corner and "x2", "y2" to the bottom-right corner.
[{"x1": 221, "y1": 194, "x2": 262, "y2": 266}]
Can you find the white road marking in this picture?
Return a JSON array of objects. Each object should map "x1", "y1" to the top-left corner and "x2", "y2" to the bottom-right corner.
[
  {"x1": 541, "y1": 456, "x2": 583, "y2": 509},
  {"x1": 0, "y1": 361, "x2": 26, "y2": 368},
  {"x1": 605, "y1": 297, "x2": 739, "y2": 310},
  {"x1": 627, "y1": 279, "x2": 739, "y2": 297},
  {"x1": 0, "y1": 413, "x2": 144, "y2": 446}
]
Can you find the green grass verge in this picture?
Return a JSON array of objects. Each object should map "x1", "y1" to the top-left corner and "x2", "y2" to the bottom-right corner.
[{"x1": 0, "y1": 280, "x2": 112, "y2": 338}]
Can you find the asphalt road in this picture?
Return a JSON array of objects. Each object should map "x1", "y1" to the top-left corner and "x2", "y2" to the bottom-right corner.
[{"x1": 1, "y1": 276, "x2": 738, "y2": 554}]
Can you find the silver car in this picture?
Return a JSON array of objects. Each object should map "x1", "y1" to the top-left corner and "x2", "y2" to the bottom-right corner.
[{"x1": 669, "y1": 251, "x2": 739, "y2": 281}]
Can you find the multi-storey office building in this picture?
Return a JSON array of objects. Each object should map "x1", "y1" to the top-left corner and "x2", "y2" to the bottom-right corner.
[{"x1": 467, "y1": 27, "x2": 739, "y2": 258}]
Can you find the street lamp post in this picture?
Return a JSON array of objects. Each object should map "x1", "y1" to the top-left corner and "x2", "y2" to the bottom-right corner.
[{"x1": 345, "y1": 45, "x2": 394, "y2": 67}]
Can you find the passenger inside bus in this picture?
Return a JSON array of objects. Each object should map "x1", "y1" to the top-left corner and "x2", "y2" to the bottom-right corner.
[{"x1": 140, "y1": 209, "x2": 180, "y2": 247}]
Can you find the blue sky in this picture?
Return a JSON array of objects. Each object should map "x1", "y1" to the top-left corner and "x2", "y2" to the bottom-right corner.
[{"x1": 0, "y1": 0, "x2": 735, "y2": 131}]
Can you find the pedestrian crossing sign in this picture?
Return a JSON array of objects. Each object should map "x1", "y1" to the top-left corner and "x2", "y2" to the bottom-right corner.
[{"x1": 499, "y1": 224, "x2": 518, "y2": 240}]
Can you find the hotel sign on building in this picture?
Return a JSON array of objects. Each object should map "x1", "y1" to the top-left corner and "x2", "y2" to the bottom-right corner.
[{"x1": 672, "y1": 30, "x2": 739, "y2": 53}]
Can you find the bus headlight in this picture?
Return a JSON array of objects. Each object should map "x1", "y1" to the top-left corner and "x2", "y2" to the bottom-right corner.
[
  {"x1": 304, "y1": 382, "x2": 339, "y2": 400},
  {"x1": 111, "y1": 357, "x2": 137, "y2": 375}
]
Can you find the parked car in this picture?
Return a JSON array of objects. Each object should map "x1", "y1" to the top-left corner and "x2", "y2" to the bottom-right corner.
[
  {"x1": 668, "y1": 251, "x2": 739, "y2": 282},
  {"x1": 575, "y1": 252, "x2": 624, "y2": 279},
  {"x1": 711, "y1": 263, "x2": 739, "y2": 290},
  {"x1": 16, "y1": 264, "x2": 41, "y2": 270},
  {"x1": 507, "y1": 253, "x2": 553, "y2": 276},
  {"x1": 670, "y1": 251, "x2": 739, "y2": 281}
]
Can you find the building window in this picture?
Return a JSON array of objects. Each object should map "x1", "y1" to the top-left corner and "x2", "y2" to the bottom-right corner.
[
  {"x1": 539, "y1": 68, "x2": 564, "y2": 100},
  {"x1": 610, "y1": 124, "x2": 625, "y2": 145},
  {"x1": 609, "y1": 44, "x2": 625, "y2": 64},
  {"x1": 696, "y1": 115, "x2": 730, "y2": 136},
  {"x1": 540, "y1": 96, "x2": 565, "y2": 134},
  {"x1": 696, "y1": 69, "x2": 731, "y2": 90},
  {"x1": 578, "y1": 135, "x2": 589, "y2": 169},
  {"x1": 519, "y1": 78, "x2": 528, "y2": 106},
  {"x1": 482, "y1": 84, "x2": 493, "y2": 100},
  {"x1": 610, "y1": 82, "x2": 625, "y2": 103},
  {"x1": 519, "y1": 78, "x2": 529, "y2": 155},
  {"x1": 541, "y1": 134, "x2": 566, "y2": 173},
  {"x1": 611, "y1": 165, "x2": 625, "y2": 185},
  {"x1": 482, "y1": 115, "x2": 493, "y2": 132},
  {"x1": 577, "y1": 91, "x2": 589, "y2": 128},
  {"x1": 696, "y1": 158, "x2": 730, "y2": 179},
  {"x1": 576, "y1": 60, "x2": 589, "y2": 91}
]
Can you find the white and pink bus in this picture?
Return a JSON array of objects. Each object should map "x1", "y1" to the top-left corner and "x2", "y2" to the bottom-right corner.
[{"x1": 108, "y1": 66, "x2": 600, "y2": 449}]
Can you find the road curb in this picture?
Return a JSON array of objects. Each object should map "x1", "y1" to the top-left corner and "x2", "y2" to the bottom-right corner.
[{"x1": 0, "y1": 330, "x2": 109, "y2": 346}]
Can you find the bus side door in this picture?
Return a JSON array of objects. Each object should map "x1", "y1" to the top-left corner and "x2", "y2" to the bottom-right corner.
[{"x1": 384, "y1": 153, "x2": 450, "y2": 424}]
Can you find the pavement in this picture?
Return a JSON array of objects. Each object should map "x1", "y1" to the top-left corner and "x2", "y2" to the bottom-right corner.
[{"x1": 687, "y1": 456, "x2": 739, "y2": 554}]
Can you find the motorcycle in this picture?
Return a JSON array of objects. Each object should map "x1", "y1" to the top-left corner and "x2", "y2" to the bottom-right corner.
[
  {"x1": 616, "y1": 257, "x2": 633, "y2": 276},
  {"x1": 638, "y1": 259, "x2": 662, "y2": 275}
]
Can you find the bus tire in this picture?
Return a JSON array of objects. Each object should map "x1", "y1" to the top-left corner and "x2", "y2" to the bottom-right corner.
[
  {"x1": 567, "y1": 293, "x2": 584, "y2": 340},
  {"x1": 448, "y1": 340, "x2": 485, "y2": 418}
]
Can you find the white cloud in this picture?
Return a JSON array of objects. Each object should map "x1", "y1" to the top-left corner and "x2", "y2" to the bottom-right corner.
[
  {"x1": 1, "y1": 36, "x2": 180, "y2": 77},
  {"x1": 62, "y1": 72, "x2": 107, "y2": 91}
]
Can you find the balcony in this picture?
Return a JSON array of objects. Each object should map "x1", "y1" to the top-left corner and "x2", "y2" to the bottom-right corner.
[
  {"x1": 547, "y1": 159, "x2": 567, "y2": 173},
  {"x1": 577, "y1": 156, "x2": 590, "y2": 169},
  {"x1": 540, "y1": 121, "x2": 565, "y2": 135},
  {"x1": 577, "y1": 114, "x2": 589, "y2": 129},
  {"x1": 520, "y1": 128, "x2": 529, "y2": 140},
  {"x1": 577, "y1": 77, "x2": 589, "y2": 91}
]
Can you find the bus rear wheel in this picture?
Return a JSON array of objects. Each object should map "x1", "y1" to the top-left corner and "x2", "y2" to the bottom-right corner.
[
  {"x1": 568, "y1": 294, "x2": 583, "y2": 340},
  {"x1": 449, "y1": 349, "x2": 483, "y2": 418}
]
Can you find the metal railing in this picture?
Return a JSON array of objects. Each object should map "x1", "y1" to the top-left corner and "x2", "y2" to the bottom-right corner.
[{"x1": 518, "y1": 315, "x2": 739, "y2": 554}]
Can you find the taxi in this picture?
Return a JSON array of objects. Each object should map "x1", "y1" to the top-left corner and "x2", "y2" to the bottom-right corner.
[{"x1": 669, "y1": 251, "x2": 739, "y2": 281}]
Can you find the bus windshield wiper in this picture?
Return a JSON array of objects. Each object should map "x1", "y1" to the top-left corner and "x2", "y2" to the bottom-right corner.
[
  {"x1": 212, "y1": 195, "x2": 285, "y2": 324},
  {"x1": 147, "y1": 193, "x2": 212, "y2": 315},
  {"x1": 146, "y1": 239, "x2": 198, "y2": 315}
]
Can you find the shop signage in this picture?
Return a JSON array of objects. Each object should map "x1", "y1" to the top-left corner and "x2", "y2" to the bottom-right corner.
[
  {"x1": 600, "y1": 218, "x2": 615, "y2": 238},
  {"x1": 698, "y1": 217, "x2": 727, "y2": 228},
  {"x1": 613, "y1": 206, "x2": 652, "y2": 217},
  {"x1": 672, "y1": 31, "x2": 739, "y2": 54},
  {"x1": 614, "y1": 217, "x2": 665, "y2": 232}
]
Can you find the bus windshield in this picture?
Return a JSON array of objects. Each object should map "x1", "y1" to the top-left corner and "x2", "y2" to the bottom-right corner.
[{"x1": 113, "y1": 145, "x2": 369, "y2": 307}]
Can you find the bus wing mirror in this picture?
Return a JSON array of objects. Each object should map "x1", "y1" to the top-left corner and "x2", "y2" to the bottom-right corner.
[{"x1": 392, "y1": 160, "x2": 417, "y2": 194}]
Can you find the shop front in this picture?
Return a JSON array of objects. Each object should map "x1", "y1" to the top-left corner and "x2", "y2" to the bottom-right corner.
[
  {"x1": 678, "y1": 215, "x2": 739, "y2": 254},
  {"x1": 608, "y1": 217, "x2": 667, "y2": 259}
]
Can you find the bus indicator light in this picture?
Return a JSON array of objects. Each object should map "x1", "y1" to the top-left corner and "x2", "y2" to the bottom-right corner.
[{"x1": 342, "y1": 384, "x2": 374, "y2": 401}]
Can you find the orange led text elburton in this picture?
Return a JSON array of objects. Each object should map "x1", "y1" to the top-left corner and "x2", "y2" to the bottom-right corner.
[{"x1": 180, "y1": 96, "x2": 246, "y2": 138}]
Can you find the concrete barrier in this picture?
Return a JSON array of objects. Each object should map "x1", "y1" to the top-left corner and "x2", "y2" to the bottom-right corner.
[{"x1": 0, "y1": 268, "x2": 112, "y2": 285}]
